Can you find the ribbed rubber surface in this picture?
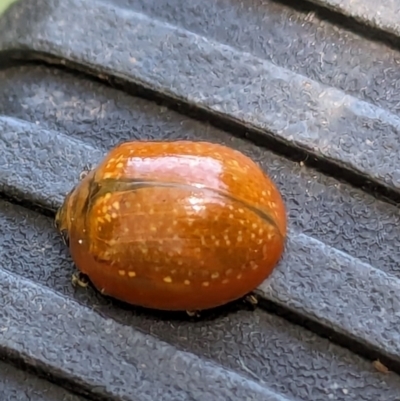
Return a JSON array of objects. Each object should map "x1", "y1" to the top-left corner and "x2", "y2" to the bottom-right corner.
[{"x1": 0, "y1": 0, "x2": 400, "y2": 400}]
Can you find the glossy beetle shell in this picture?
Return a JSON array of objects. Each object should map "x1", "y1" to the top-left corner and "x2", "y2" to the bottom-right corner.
[{"x1": 55, "y1": 140, "x2": 287, "y2": 311}]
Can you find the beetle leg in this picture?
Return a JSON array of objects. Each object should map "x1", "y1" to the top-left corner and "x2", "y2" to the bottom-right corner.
[
  {"x1": 186, "y1": 310, "x2": 201, "y2": 318},
  {"x1": 243, "y1": 293, "x2": 258, "y2": 310},
  {"x1": 71, "y1": 271, "x2": 89, "y2": 288},
  {"x1": 58, "y1": 229, "x2": 70, "y2": 247},
  {"x1": 79, "y1": 163, "x2": 93, "y2": 180}
]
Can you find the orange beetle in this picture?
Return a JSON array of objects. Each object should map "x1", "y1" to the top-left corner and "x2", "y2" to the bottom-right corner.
[{"x1": 55, "y1": 140, "x2": 287, "y2": 312}]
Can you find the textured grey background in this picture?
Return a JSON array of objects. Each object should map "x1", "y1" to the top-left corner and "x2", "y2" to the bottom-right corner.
[
  {"x1": 1, "y1": 0, "x2": 400, "y2": 400},
  {"x1": 0, "y1": 361, "x2": 84, "y2": 401},
  {"x1": 1, "y1": 199, "x2": 400, "y2": 401},
  {"x1": 2, "y1": 114, "x2": 400, "y2": 370},
  {"x1": 307, "y1": 0, "x2": 400, "y2": 39},
  {"x1": 3, "y1": 0, "x2": 400, "y2": 198}
]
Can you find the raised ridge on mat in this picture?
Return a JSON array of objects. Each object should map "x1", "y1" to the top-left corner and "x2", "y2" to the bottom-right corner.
[
  {"x1": 2, "y1": 0, "x2": 400, "y2": 203},
  {"x1": 0, "y1": 360, "x2": 86, "y2": 401},
  {"x1": 0, "y1": 115, "x2": 105, "y2": 212},
  {"x1": 0, "y1": 266, "x2": 292, "y2": 401},
  {"x1": 3, "y1": 63, "x2": 400, "y2": 282},
  {"x1": 2, "y1": 115, "x2": 400, "y2": 372},
  {"x1": 305, "y1": 0, "x2": 400, "y2": 42},
  {"x1": 2, "y1": 196, "x2": 400, "y2": 401},
  {"x1": 2, "y1": 0, "x2": 400, "y2": 399},
  {"x1": 101, "y1": 0, "x2": 400, "y2": 118}
]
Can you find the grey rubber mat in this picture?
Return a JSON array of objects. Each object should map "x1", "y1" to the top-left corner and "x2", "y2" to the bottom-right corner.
[{"x1": 0, "y1": 0, "x2": 400, "y2": 400}]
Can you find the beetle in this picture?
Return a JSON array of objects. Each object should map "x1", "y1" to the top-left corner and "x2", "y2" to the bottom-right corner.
[{"x1": 55, "y1": 140, "x2": 287, "y2": 313}]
